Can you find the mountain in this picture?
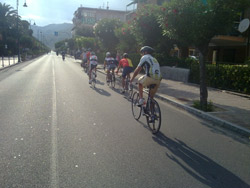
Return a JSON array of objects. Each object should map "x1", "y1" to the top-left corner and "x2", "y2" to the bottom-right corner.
[{"x1": 31, "y1": 23, "x2": 73, "y2": 50}]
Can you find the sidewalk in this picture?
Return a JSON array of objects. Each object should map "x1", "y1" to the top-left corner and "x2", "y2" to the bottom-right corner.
[{"x1": 96, "y1": 65, "x2": 250, "y2": 137}]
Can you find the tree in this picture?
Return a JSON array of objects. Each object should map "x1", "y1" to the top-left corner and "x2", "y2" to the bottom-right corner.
[
  {"x1": 94, "y1": 18, "x2": 122, "y2": 52},
  {"x1": 75, "y1": 25, "x2": 94, "y2": 37},
  {"x1": 130, "y1": 4, "x2": 175, "y2": 57},
  {"x1": 0, "y1": 3, "x2": 17, "y2": 55},
  {"x1": 159, "y1": 0, "x2": 250, "y2": 110},
  {"x1": 74, "y1": 36, "x2": 97, "y2": 51},
  {"x1": 114, "y1": 23, "x2": 137, "y2": 53}
]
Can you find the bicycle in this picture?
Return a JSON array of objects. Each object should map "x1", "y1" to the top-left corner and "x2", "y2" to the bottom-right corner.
[
  {"x1": 90, "y1": 71, "x2": 96, "y2": 88},
  {"x1": 106, "y1": 71, "x2": 116, "y2": 88},
  {"x1": 84, "y1": 62, "x2": 88, "y2": 73},
  {"x1": 131, "y1": 84, "x2": 161, "y2": 134},
  {"x1": 117, "y1": 74, "x2": 133, "y2": 99}
]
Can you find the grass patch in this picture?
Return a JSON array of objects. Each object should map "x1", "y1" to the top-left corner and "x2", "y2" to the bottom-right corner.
[{"x1": 192, "y1": 100, "x2": 215, "y2": 112}]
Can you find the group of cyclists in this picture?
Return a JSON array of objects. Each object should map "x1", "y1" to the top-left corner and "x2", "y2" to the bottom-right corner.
[{"x1": 79, "y1": 46, "x2": 162, "y2": 105}]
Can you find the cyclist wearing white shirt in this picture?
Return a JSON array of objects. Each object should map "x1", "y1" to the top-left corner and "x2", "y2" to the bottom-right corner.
[
  {"x1": 130, "y1": 46, "x2": 162, "y2": 105},
  {"x1": 88, "y1": 52, "x2": 98, "y2": 84}
]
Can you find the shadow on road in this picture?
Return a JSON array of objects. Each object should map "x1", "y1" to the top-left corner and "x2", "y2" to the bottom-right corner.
[
  {"x1": 92, "y1": 86, "x2": 111, "y2": 97},
  {"x1": 96, "y1": 79, "x2": 105, "y2": 86},
  {"x1": 152, "y1": 132, "x2": 250, "y2": 188}
]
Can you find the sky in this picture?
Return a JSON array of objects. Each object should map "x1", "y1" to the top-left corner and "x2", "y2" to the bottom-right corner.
[{"x1": 2, "y1": 0, "x2": 135, "y2": 26}]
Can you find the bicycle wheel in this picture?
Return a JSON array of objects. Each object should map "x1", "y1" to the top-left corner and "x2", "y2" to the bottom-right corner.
[
  {"x1": 111, "y1": 74, "x2": 115, "y2": 88},
  {"x1": 131, "y1": 92, "x2": 142, "y2": 120},
  {"x1": 106, "y1": 75, "x2": 110, "y2": 86},
  {"x1": 117, "y1": 76, "x2": 122, "y2": 90},
  {"x1": 128, "y1": 82, "x2": 133, "y2": 100},
  {"x1": 146, "y1": 99, "x2": 161, "y2": 134},
  {"x1": 91, "y1": 72, "x2": 96, "y2": 88}
]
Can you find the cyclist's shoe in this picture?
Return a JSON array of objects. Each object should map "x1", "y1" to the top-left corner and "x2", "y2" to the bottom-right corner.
[
  {"x1": 149, "y1": 115, "x2": 156, "y2": 123},
  {"x1": 121, "y1": 89, "x2": 125, "y2": 94},
  {"x1": 138, "y1": 98, "x2": 144, "y2": 106}
]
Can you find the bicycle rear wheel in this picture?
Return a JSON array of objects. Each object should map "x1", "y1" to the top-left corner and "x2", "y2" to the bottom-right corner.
[
  {"x1": 127, "y1": 82, "x2": 133, "y2": 100},
  {"x1": 117, "y1": 76, "x2": 122, "y2": 91},
  {"x1": 146, "y1": 99, "x2": 161, "y2": 134},
  {"x1": 131, "y1": 92, "x2": 142, "y2": 120},
  {"x1": 111, "y1": 74, "x2": 115, "y2": 88},
  {"x1": 91, "y1": 72, "x2": 96, "y2": 88}
]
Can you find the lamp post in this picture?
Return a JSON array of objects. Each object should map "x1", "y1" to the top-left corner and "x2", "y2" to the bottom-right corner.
[
  {"x1": 29, "y1": 19, "x2": 36, "y2": 29},
  {"x1": 16, "y1": 0, "x2": 28, "y2": 63}
]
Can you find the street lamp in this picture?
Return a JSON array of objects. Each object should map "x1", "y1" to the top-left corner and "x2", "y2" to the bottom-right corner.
[
  {"x1": 16, "y1": 0, "x2": 28, "y2": 63},
  {"x1": 29, "y1": 19, "x2": 36, "y2": 29}
]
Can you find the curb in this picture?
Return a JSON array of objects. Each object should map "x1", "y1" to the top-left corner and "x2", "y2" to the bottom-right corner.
[
  {"x1": 96, "y1": 68, "x2": 250, "y2": 137},
  {"x1": 154, "y1": 93, "x2": 250, "y2": 137}
]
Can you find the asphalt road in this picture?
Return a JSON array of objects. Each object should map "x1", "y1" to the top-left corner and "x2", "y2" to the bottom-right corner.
[{"x1": 0, "y1": 53, "x2": 250, "y2": 188}]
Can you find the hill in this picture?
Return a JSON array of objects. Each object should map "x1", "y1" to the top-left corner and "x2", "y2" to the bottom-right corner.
[{"x1": 31, "y1": 23, "x2": 73, "y2": 50}]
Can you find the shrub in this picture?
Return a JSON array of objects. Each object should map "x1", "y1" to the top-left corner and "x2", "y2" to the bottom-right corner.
[{"x1": 189, "y1": 63, "x2": 250, "y2": 94}]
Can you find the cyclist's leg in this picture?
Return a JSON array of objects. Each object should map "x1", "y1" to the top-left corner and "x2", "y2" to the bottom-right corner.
[
  {"x1": 149, "y1": 79, "x2": 161, "y2": 99},
  {"x1": 89, "y1": 64, "x2": 92, "y2": 80},
  {"x1": 107, "y1": 65, "x2": 111, "y2": 81},
  {"x1": 122, "y1": 68, "x2": 127, "y2": 89},
  {"x1": 138, "y1": 75, "x2": 147, "y2": 99},
  {"x1": 110, "y1": 66, "x2": 115, "y2": 80},
  {"x1": 94, "y1": 66, "x2": 97, "y2": 76},
  {"x1": 126, "y1": 67, "x2": 133, "y2": 89}
]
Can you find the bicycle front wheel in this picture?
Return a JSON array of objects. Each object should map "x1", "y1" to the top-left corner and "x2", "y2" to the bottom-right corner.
[
  {"x1": 131, "y1": 92, "x2": 142, "y2": 120},
  {"x1": 146, "y1": 99, "x2": 161, "y2": 134}
]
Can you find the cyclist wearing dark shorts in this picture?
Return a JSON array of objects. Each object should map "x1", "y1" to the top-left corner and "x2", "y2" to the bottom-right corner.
[
  {"x1": 116, "y1": 53, "x2": 134, "y2": 93},
  {"x1": 104, "y1": 52, "x2": 116, "y2": 82},
  {"x1": 88, "y1": 52, "x2": 98, "y2": 84}
]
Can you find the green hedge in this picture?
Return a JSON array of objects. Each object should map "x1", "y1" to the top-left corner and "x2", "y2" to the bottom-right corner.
[{"x1": 189, "y1": 63, "x2": 250, "y2": 94}]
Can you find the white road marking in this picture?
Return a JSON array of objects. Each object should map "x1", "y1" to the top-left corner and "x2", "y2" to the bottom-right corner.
[{"x1": 51, "y1": 60, "x2": 59, "y2": 188}]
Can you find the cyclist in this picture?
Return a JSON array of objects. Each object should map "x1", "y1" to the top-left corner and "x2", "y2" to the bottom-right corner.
[
  {"x1": 80, "y1": 49, "x2": 87, "y2": 68},
  {"x1": 88, "y1": 51, "x2": 98, "y2": 84},
  {"x1": 116, "y1": 53, "x2": 134, "y2": 93},
  {"x1": 104, "y1": 52, "x2": 116, "y2": 83},
  {"x1": 62, "y1": 51, "x2": 66, "y2": 61},
  {"x1": 86, "y1": 48, "x2": 91, "y2": 62},
  {"x1": 130, "y1": 46, "x2": 162, "y2": 105}
]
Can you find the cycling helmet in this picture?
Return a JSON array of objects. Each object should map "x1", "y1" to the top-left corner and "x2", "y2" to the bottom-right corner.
[
  {"x1": 123, "y1": 53, "x2": 128, "y2": 58},
  {"x1": 140, "y1": 46, "x2": 154, "y2": 54},
  {"x1": 91, "y1": 51, "x2": 95, "y2": 55},
  {"x1": 106, "y1": 52, "x2": 111, "y2": 57}
]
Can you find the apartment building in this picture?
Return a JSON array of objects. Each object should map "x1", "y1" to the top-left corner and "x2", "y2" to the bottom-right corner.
[
  {"x1": 126, "y1": 0, "x2": 250, "y2": 63},
  {"x1": 208, "y1": 8, "x2": 250, "y2": 64},
  {"x1": 72, "y1": 6, "x2": 127, "y2": 35}
]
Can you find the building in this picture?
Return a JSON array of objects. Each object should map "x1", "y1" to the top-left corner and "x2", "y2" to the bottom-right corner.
[
  {"x1": 72, "y1": 6, "x2": 127, "y2": 35},
  {"x1": 126, "y1": 0, "x2": 250, "y2": 64},
  {"x1": 208, "y1": 8, "x2": 250, "y2": 64}
]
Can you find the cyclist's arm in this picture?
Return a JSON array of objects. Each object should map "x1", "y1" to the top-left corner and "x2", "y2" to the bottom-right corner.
[
  {"x1": 116, "y1": 61, "x2": 122, "y2": 73},
  {"x1": 130, "y1": 66, "x2": 142, "y2": 82}
]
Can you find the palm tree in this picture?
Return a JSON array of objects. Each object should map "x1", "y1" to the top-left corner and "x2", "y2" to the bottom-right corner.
[
  {"x1": 0, "y1": 3, "x2": 18, "y2": 55},
  {"x1": 0, "y1": 3, "x2": 17, "y2": 29}
]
